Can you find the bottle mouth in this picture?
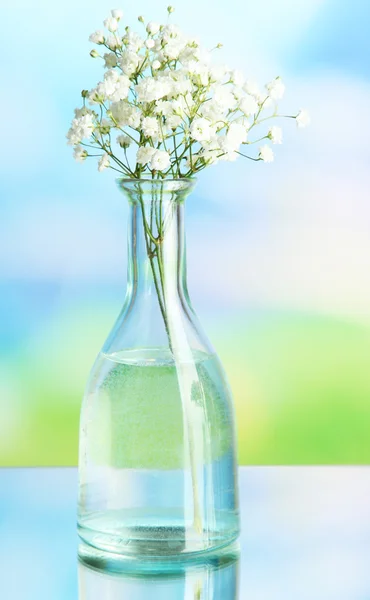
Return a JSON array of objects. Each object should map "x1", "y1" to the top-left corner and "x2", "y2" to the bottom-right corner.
[{"x1": 116, "y1": 177, "x2": 197, "y2": 196}]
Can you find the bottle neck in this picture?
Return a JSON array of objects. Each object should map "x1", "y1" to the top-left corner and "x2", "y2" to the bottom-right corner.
[
  {"x1": 103, "y1": 178, "x2": 214, "y2": 357},
  {"x1": 126, "y1": 195, "x2": 188, "y2": 306}
]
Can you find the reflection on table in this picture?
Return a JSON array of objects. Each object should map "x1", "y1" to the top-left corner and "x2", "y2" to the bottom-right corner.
[
  {"x1": 79, "y1": 544, "x2": 239, "y2": 600},
  {"x1": 1, "y1": 467, "x2": 370, "y2": 599}
]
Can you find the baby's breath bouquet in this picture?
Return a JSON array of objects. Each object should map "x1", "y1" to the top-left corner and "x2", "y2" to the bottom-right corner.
[
  {"x1": 67, "y1": 6, "x2": 309, "y2": 177},
  {"x1": 67, "y1": 4, "x2": 309, "y2": 363}
]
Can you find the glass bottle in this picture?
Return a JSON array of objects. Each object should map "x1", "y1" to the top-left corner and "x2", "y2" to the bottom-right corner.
[{"x1": 78, "y1": 179, "x2": 239, "y2": 559}]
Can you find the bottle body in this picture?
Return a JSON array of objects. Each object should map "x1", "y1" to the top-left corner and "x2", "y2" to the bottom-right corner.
[{"x1": 78, "y1": 180, "x2": 239, "y2": 558}]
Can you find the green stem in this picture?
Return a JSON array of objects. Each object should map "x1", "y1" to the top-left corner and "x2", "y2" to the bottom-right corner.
[
  {"x1": 140, "y1": 192, "x2": 203, "y2": 536},
  {"x1": 138, "y1": 195, "x2": 173, "y2": 350}
]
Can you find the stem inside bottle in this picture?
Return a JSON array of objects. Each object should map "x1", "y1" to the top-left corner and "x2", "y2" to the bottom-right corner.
[{"x1": 137, "y1": 186, "x2": 203, "y2": 535}]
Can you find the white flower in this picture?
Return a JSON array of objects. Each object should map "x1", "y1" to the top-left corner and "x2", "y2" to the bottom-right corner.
[
  {"x1": 161, "y1": 24, "x2": 182, "y2": 41},
  {"x1": 147, "y1": 21, "x2": 160, "y2": 35},
  {"x1": 152, "y1": 60, "x2": 161, "y2": 70},
  {"x1": 104, "y1": 17, "x2": 119, "y2": 32},
  {"x1": 190, "y1": 118, "x2": 215, "y2": 142},
  {"x1": 136, "y1": 146, "x2": 156, "y2": 165},
  {"x1": 66, "y1": 114, "x2": 95, "y2": 145},
  {"x1": 150, "y1": 149, "x2": 171, "y2": 171},
  {"x1": 166, "y1": 114, "x2": 182, "y2": 129},
  {"x1": 73, "y1": 145, "x2": 88, "y2": 162},
  {"x1": 209, "y1": 64, "x2": 228, "y2": 82},
  {"x1": 160, "y1": 25, "x2": 187, "y2": 59},
  {"x1": 296, "y1": 109, "x2": 310, "y2": 128},
  {"x1": 169, "y1": 71, "x2": 193, "y2": 95},
  {"x1": 172, "y1": 94, "x2": 193, "y2": 115},
  {"x1": 119, "y1": 50, "x2": 140, "y2": 75},
  {"x1": 233, "y1": 87, "x2": 244, "y2": 101},
  {"x1": 101, "y1": 69, "x2": 119, "y2": 95},
  {"x1": 111, "y1": 8, "x2": 123, "y2": 20},
  {"x1": 110, "y1": 101, "x2": 141, "y2": 128},
  {"x1": 233, "y1": 116, "x2": 251, "y2": 130},
  {"x1": 227, "y1": 122, "x2": 248, "y2": 145},
  {"x1": 186, "y1": 61, "x2": 209, "y2": 86},
  {"x1": 106, "y1": 34, "x2": 122, "y2": 50},
  {"x1": 163, "y1": 39, "x2": 185, "y2": 60},
  {"x1": 73, "y1": 107, "x2": 91, "y2": 118},
  {"x1": 98, "y1": 153, "x2": 110, "y2": 171},
  {"x1": 218, "y1": 135, "x2": 233, "y2": 154},
  {"x1": 239, "y1": 95, "x2": 259, "y2": 116},
  {"x1": 89, "y1": 30, "x2": 105, "y2": 44},
  {"x1": 213, "y1": 86, "x2": 237, "y2": 110},
  {"x1": 103, "y1": 52, "x2": 117, "y2": 68},
  {"x1": 230, "y1": 69, "x2": 244, "y2": 87},
  {"x1": 88, "y1": 83, "x2": 106, "y2": 104},
  {"x1": 194, "y1": 46, "x2": 211, "y2": 65},
  {"x1": 113, "y1": 74, "x2": 131, "y2": 99},
  {"x1": 145, "y1": 38, "x2": 155, "y2": 49},
  {"x1": 117, "y1": 134, "x2": 131, "y2": 148},
  {"x1": 218, "y1": 124, "x2": 247, "y2": 154},
  {"x1": 103, "y1": 70, "x2": 130, "y2": 102},
  {"x1": 125, "y1": 31, "x2": 143, "y2": 52},
  {"x1": 154, "y1": 100, "x2": 174, "y2": 116},
  {"x1": 259, "y1": 145, "x2": 274, "y2": 163},
  {"x1": 178, "y1": 45, "x2": 198, "y2": 66},
  {"x1": 135, "y1": 77, "x2": 171, "y2": 102},
  {"x1": 269, "y1": 126, "x2": 283, "y2": 144},
  {"x1": 243, "y1": 80, "x2": 261, "y2": 98},
  {"x1": 141, "y1": 116, "x2": 160, "y2": 138},
  {"x1": 200, "y1": 100, "x2": 225, "y2": 125},
  {"x1": 266, "y1": 77, "x2": 285, "y2": 100},
  {"x1": 198, "y1": 135, "x2": 221, "y2": 163}
]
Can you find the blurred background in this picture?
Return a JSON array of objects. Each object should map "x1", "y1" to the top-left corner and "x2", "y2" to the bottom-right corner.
[{"x1": 1, "y1": 0, "x2": 370, "y2": 466}]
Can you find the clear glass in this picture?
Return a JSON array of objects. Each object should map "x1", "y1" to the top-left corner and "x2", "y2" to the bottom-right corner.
[{"x1": 78, "y1": 179, "x2": 240, "y2": 559}]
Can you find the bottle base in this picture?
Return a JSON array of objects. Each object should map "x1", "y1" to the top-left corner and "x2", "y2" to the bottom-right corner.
[
  {"x1": 78, "y1": 536, "x2": 240, "y2": 575},
  {"x1": 78, "y1": 510, "x2": 240, "y2": 563}
]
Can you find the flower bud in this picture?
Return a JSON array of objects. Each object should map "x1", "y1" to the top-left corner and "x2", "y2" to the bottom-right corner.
[
  {"x1": 90, "y1": 49, "x2": 99, "y2": 58},
  {"x1": 117, "y1": 134, "x2": 131, "y2": 148},
  {"x1": 111, "y1": 8, "x2": 123, "y2": 20},
  {"x1": 138, "y1": 15, "x2": 144, "y2": 23},
  {"x1": 99, "y1": 119, "x2": 111, "y2": 135},
  {"x1": 81, "y1": 90, "x2": 89, "y2": 98},
  {"x1": 167, "y1": 5, "x2": 175, "y2": 13}
]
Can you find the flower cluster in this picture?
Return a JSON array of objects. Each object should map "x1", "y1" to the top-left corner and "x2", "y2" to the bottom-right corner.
[{"x1": 67, "y1": 7, "x2": 309, "y2": 178}]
